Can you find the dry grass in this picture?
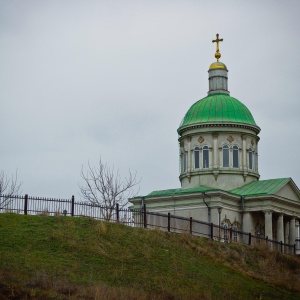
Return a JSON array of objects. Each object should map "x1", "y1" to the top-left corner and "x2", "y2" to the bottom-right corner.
[{"x1": 173, "y1": 232, "x2": 300, "y2": 293}]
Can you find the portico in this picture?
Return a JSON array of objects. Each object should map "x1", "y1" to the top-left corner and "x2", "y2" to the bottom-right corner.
[{"x1": 243, "y1": 210, "x2": 299, "y2": 243}]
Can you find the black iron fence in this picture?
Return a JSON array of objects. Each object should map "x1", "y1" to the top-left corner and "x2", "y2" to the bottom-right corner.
[
  {"x1": 0, "y1": 194, "x2": 141, "y2": 226},
  {"x1": 0, "y1": 194, "x2": 298, "y2": 255}
]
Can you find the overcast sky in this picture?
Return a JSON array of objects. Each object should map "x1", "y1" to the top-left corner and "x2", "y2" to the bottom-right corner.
[{"x1": 0, "y1": 0, "x2": 299, "y2": 199}]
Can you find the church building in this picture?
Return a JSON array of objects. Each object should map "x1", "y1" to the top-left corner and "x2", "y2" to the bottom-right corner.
[{"x1": 130, "y1": 34, "x2": 300, "y2": 246}]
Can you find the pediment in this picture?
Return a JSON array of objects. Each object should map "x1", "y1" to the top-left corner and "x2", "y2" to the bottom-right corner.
[{"x1": 275, "y1": 180, "x2": 300, "y2": 202}]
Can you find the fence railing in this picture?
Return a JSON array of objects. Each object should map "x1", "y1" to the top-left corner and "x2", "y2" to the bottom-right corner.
[
  {"x1": 0, "y1": 194, "x2": 298, "y2": 255},
  {"x1": 0, "y1": 194, "x2": 144, "y2": 227}
]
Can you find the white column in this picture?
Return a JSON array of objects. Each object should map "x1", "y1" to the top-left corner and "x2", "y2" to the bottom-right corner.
[
  {"x1": 213, "y1": 133, "x2": 218, "y2": 169},
  {"x1": 289, "y1": 217, "x2": 296, "y2": 244},
  {"x1": 284, "y1": 220, "x2": 289, "y2": 244},
  {"x1": 264, "y1": 211, "x2": 273, "y2": 240},
  {"x1": 277, "y1": 214, "x2": 284, "y2": 242}
]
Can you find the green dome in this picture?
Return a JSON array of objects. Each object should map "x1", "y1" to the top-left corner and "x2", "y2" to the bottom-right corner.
[{"x1": 178, "y1": 93, "x2": 260, "y2": 133}]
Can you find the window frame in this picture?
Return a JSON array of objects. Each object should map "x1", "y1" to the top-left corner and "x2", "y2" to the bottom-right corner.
[
  {"x1": 222, "y1": 144, "x2": 230, "y2": 167},
  {"x1": 223, "y1": 224, "x2": 229, "y2": 242},
  {"x1": 194, "y1": 146, "x2": 200, "y2": 169},
  {"x1": 232, "y1": 145, "x2": 239, "y2": 168},
  {"x1": 202, "y1": 145, "x2": 209, "y2": 168},
  {"x1": 233, "y1": 226, "x2": 238, "y2": 242}
]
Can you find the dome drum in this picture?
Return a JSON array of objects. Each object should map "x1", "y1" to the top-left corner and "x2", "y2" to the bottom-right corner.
[{"x1": 178, "y1": 131, "x2": 259, "y2": 190}]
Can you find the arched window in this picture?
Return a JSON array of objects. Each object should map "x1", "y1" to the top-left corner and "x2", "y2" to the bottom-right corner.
[
  {"x1": 203, "y1": 146, "x2": 209, "y2": 168},
  {"x1": 233, "y1": 145, "x2": 239, "y2": 168},
  {"x1": 233, "y1": 226, "x2": 238, "y2": 242},
  {"x1": 194, "y1": 147, "x2": 200, "y2": 169},
  {"x1": 222, "y1": 144, "x2": 229, "y2": 167},
  {"x1": 223, "y1": 224, "x2": 229, "y2": 242},
  {"x1": 249, "y1": 148, "x2": 253, "y2": 170}
]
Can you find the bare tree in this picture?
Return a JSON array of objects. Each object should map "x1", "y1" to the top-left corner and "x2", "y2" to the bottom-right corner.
[
  {"x1": 0, "y1": 170, "x2": 22, "y2": 209},
  {"x1": 79, "y1": 158, "x2": 140, "y2": 221}
]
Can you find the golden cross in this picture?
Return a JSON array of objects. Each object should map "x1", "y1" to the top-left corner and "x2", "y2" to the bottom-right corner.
[{"x1": 212, "y1": 33, "x2": 223, "y2": 61}]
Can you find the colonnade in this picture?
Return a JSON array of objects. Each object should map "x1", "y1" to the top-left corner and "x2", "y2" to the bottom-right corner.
[
  {"x1": 243, "y1": 211, "x2": 299, "y2": 245},
  {"x1": 263, "y1": 211, "x2": 298, "y2": 244}
]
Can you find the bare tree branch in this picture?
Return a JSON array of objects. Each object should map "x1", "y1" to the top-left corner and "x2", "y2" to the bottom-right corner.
[
  {"x1": 0, "y1": 170, "x2": 22, "y2": 209},
  {"x1": 79, "y1": 158, "x2": 140, "y2": 220}
]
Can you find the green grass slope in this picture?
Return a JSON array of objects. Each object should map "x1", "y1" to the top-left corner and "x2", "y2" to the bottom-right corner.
[{"x1": 0, "y1": 213, "x2": 299, "y2": 300}]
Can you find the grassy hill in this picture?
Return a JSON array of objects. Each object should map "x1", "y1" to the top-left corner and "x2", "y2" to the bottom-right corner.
[{"x1": 0, "y1": 213, "x2": 300, "y2": 299}]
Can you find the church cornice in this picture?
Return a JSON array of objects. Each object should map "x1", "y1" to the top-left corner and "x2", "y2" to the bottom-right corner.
[
  {"x1": 179, "y1": 169, "x2": 260, "y2": 180},
  {"x1": 178, "y1": 122, "x2": 260, "y2": 136},
  {"x1": 243, "y1": 195, "x2": 300, "y2": 216}
]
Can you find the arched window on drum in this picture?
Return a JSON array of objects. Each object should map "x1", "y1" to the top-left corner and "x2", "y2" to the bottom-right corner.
[
  {"x1": 222, "y1": 144, "x2": 229, "y2": 167},
  {"x1": 202, "y1": 146, "x2": 209, "y2": 168},
  {"x1": 194, "y1": 147, "x2": 200, "y2": 169},
  {"x1": 233, "y1": 145, "x2": 239, "y2": 168}
]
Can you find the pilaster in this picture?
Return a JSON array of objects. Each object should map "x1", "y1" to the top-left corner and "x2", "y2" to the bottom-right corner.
[
  {"x1": 212, "y1": 133, "x2": 219, "y2": 169},
  {"x1": 212, "y1": 133, "x2": 219, "y2": 180},
  {"x1": 187, "y1": 137, "x2": 192, "y2": 172},
  {"x1": 243, "y1": 212, "x2": 252, "y2": 233}
]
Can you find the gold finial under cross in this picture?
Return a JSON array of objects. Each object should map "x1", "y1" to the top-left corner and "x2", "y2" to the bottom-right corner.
[{"x1": 212, "y1": 33, "x2": 223, "y2": 62}]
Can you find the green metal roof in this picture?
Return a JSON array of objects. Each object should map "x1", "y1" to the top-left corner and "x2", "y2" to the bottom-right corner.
[
  {"x1": 230, "y1": 178, "x2": 291, "y2": 197},
  {"x1": 143, "y1": 178, "x2": 292, "y2": 199},
  {"x1": 145, "y1": 186, "x2": 218, "y2": 198},
  {"x1": 178, "y1": 93, "x2": 259, "y2": 132}
]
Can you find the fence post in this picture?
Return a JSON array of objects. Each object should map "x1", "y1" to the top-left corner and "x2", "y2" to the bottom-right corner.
[
  {"x1": 210, "y1": 223, "x2": 213, "y2": 240},
  {"x1": 116, "y1": 203, "x2": 119, "y2": 223},
  {"x1": 168, "y1": 213, "x2": 170, "y2": 232},
  {"x1": 294, "y1": 244, "x2": 296, "y2": 255},
  {"x1": 230, "y1": 227, "x2": 232, "y2": 242},
  {"x1": 24, "y1": 194, "x2": 28, "y2": 215},
  {"x1": 71, "y1": 195, "x2": 75, "y2": 216},
  {"x1": 281, "y1": 241, "x2": 283, "y2": 253},
  {"x1": 143, "y1": 204, "x2": 147, "y2": 228},
  {"x1": 248, "y1": 233, "x2": 251, "y2": 245},
  {"x1": 190, "y1": 217, "x2": 192, "y2": 234}
]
